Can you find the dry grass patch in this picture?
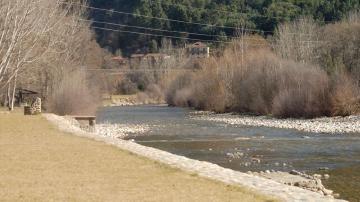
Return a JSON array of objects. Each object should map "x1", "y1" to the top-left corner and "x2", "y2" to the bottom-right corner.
[{"x1": 0, "y1": 111, "x2": 277, "y2": 202}]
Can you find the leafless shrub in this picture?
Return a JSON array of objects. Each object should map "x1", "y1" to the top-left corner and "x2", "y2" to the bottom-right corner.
[
  {"x1": 166, "y1": 42, "x2": 337, "y2": 118},
  {"x1": 330, "y1": 74, "x2": 360, "y2": 116},
  {"x1": 165, "y1": 72, "x2": 194, "y2": 107},
  {"x1": 116, "y1": 78, "x2": 138, "y2": 95},
  {"x1": 271, "y1": 63, "x2": 331, "y2": 118},
  {"x1": 231, "y1": 49, "x2": 280, "y2": 115},
  {"x1": 145, "y1": 84, "x2": 164, "y2": 102},
  {"x1": 48, "y1": 70, "x2": 100, "y2": 116},
  {"x1": 189, "y1": 65, "x2": 227, "y2": 112},
  {"x1": 318, "y1": 16, "x2": 360, "y2": 80},
  {"x1": 274, "y1": 17, "x2": 321, "y2": 64}
]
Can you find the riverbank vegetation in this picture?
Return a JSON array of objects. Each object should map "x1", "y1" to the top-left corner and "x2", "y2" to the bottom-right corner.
[
  {"x1": 166, "y1": 12, "x2": 360, "y2": 118},
  {"x1": 0, "y1": 0, "x2": 104, "y2": 115}
]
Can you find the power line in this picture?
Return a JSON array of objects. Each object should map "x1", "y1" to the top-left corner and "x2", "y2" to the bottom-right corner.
[
  {"x1": 91, "y1": 26, "x2": 234, "y2": 44},
  {"x1": 63, "y1": 1, "x2": 319, "y2": 37},
  {"x1": 83, "y1": 19, "x2": 270, "y2": 43},
  {"x1": 90, "y1": 26, "x2": 323, "y2": 48},
  {"x1": 85, "y1": 19, "x2": 324, "y2": 43},
  {"x1": 57, "y1": 2, "x2": 325, "y2": 46},
  {"x1": 60, "y1": 1, "x2": 273, "y2": 34},
  {"x1": 85, "y1": 19, "x2": 233, "y2": 39},
  {"x1": 59, "y1": 1, "x2": 340, "y2": 41},
  {"x1": 61, "y1": 1, "x2": 321, "y2": 37}
]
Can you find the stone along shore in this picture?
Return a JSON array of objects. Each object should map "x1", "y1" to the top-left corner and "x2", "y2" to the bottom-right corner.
[{"x1": 191, "y1": 113, "x2": 360, "y2": 134}]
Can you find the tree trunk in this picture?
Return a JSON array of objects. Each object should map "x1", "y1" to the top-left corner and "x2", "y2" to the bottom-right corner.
[
  {"x1": 6, "y1": 82, "x2": 11, "y2": 110},
  {"x1": 9, "y1": 72, "x2": 17, "y2": 111}
]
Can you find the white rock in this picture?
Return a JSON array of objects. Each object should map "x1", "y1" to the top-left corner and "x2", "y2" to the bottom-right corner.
[{"x1": 323, "y1": 174, "x2": 330, "y2": 180}]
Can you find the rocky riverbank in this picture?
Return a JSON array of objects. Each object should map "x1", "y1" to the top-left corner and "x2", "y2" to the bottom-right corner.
[
  {"x1": 249, "y1": 170, "x2": 338, "y2": 198},
  {"x1": 192, "y1": 113, "x2": 360, "y2": 134},
  {"x1": 44, "y1": 113, "x2": 345, "y2": 202}
]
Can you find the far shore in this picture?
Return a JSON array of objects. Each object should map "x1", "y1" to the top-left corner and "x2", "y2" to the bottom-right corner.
[
  {"x1": 191, "y1": 113, "x2": 360, "y2": 134},
  {"x1": 99, "y1": 99, "x2": 360, "y2": 135}
]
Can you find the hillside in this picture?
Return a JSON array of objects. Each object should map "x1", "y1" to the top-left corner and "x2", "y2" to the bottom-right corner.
[{"x1": 89, "y1": 0, "x2": 359, "y2": 55}]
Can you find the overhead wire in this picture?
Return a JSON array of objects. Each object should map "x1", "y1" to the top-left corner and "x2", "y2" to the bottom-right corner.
[
  {"x1": 85, "y1": 19, "x2": 326, "y2": 44},
  {"x1": 60, "y1": 1, "x2": 316, "y2": 35},
  {"x1": 83, "y1": 19, "x2": 270, "y2": 43},
  {"x1": 91, "y1": 26, "x2": 325, "y2": 48},
  {"x1": 58, "y1": 1, "x2": 326, "y2": 46}
]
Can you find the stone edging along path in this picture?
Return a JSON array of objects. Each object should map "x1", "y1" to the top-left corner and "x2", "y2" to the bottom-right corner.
[{"x1": 43, "y1": 114, "x2": 345, "y2": 202}]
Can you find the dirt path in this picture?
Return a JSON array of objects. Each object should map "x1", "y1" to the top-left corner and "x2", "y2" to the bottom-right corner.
[{"x1": 0, "y1": 112, "x2": 275, "y2": 202}]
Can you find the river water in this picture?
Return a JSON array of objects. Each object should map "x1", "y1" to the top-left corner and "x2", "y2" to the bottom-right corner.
[{"x1": 97, "y1": 105, "x2": 360, "y2": 201}]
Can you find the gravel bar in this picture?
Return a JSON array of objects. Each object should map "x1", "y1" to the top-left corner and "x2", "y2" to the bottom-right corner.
[{"x1": 192, "y1": 114, "x2": 360, "y2": 134}]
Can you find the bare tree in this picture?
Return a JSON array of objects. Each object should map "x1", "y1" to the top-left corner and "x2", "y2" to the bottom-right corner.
[
  {"x1": 0, "y1": 0, "x2": 96, "y2": 110},
  {"x1": 274, "y1": 17, "x2": 321, "y2": 64}
]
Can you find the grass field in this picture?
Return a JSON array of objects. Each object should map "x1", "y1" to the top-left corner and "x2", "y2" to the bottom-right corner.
[{"x1": 0, "y1": 110, "x2": 277, "y2": 201}]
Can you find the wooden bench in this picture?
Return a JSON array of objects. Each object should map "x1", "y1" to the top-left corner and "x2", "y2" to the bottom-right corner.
[{"x1": 70, "y1": 116, "x2": 96, "y2": 126}]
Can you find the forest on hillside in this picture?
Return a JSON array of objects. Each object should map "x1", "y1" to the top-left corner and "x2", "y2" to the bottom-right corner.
[{"x1": 89, "y1": 0, "x2": 359, "y2": 55}]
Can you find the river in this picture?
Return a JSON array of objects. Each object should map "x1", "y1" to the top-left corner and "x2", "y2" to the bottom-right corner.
[{"x1": 97, "y1": 105, "x2": 360, "y2": 201}]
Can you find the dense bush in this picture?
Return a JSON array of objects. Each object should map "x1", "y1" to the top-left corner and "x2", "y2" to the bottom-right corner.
[
  {"x1": 166, "y1": 73, "x2": 194, "y2": 107},
  {"x1": 48, "y1": 70, "x2": 100, "y2": 116},
  {"x1": 116, "y1": 78, "x2": 138, "y2": 95},
  {"x1": 330, "y1": 74, "x2": 360, "y2": 116},
  {"x1": 166, "y1": 45, "x2": 359, "y2": 118},
  {"x1": 165, "y1": 13, "x2": 360, "y2": 118},
  {"x1": 271, "y1": 63, "x2": 331, "y2": 118}
]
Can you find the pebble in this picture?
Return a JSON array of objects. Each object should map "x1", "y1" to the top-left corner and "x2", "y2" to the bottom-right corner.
[
  {"x1": 323, "y1": 174, "x2": 330, "y2": 180},
  {"x1": 290, "y1": 170, "x2": 301, "y2": 175},
  {"x1": 333, "y1": 193, "x2": 340, "y2": 198},
  {"x1": 251, "y1": 158, "x2": 261, "y2": 163},
  {"x1": 313, "y1": 174, "x2": 322, "y2": 179},
  {"x1": 323, "y1": 189, "x2": 333, "y2": 196}
]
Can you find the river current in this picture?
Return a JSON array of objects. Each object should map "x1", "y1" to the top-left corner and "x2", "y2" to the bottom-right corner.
[{"x1": 97, "y1": 105, "x2": 360, "y2": 201}]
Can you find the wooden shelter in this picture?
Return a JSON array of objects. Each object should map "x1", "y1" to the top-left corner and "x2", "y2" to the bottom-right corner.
[{"x1": 15, "y1": 88, "x2": 39, "y2": 106}]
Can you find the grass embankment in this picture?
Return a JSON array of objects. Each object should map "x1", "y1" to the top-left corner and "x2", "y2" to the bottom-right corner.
[{"x1": 0, "y1": 110, "x2": 276, "y2": 201}]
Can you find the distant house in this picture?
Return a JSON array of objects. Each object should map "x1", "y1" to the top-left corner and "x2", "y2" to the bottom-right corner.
[
  {"x1": 130, "y1": 53, "x2": 170, "y2": 68},
  {"x1": 186, "y1": 42, "x2": 210, "y2": 58}
]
